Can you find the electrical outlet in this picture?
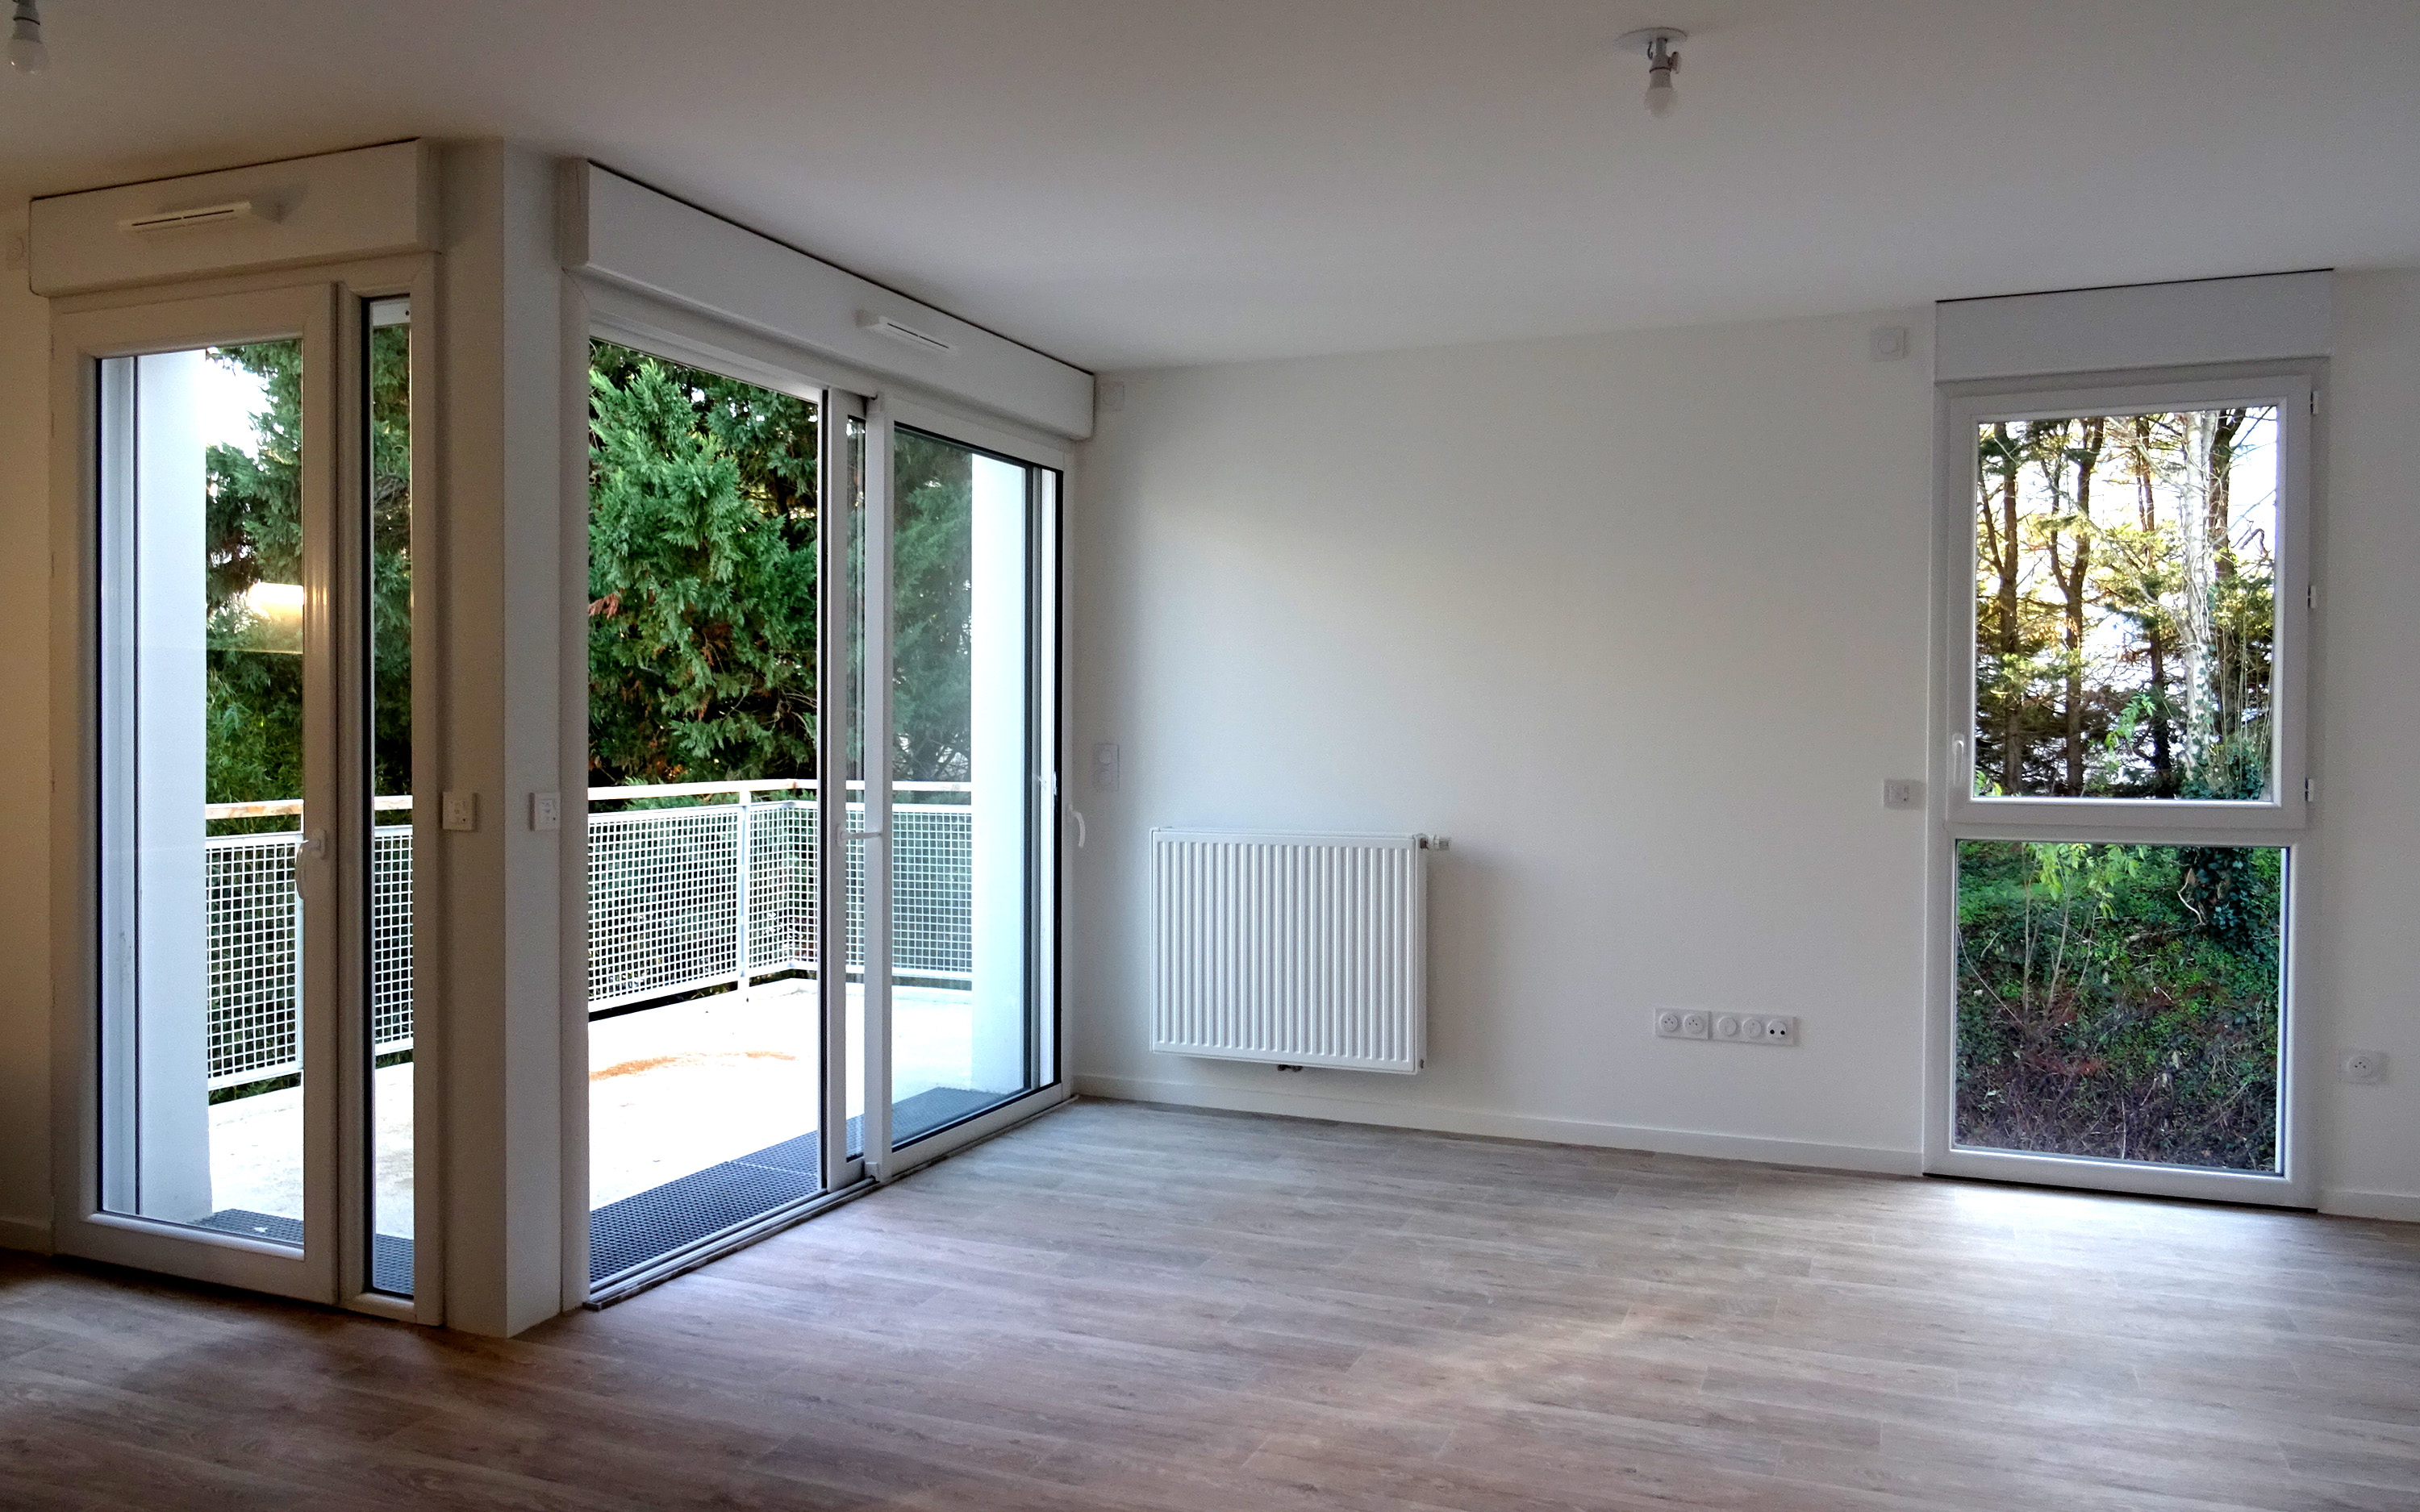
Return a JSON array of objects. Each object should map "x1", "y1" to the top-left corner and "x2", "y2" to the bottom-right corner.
[
  {"x1": 1654, "y1": 1010, "x2": 1684, "y2": 1038},
  {"x1": 1091, "y1": 741, "x2": 1120, "y2": 793},
  {"x1": 1761, "y1": 1015, "x2": 1798, "y2": 1045},
  {"x1": 1713, "y1": 1014, "x2": 1742, "y2": 1041},
  {"x1": 1679, "y1": 1010, "x2": 1710, "y2": 1040},
  {"x1": 2343, "y1": 1050, "x2": 2387, "y2": 1085},
  {"x1": 1738, "y1": 1014, "x2": 1766, "y2": 1041}
]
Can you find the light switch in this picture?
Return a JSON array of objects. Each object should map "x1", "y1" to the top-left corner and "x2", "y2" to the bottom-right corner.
[
  {"x1": 1882, "y1": 778, "x2": 1924, "y2": 810},
  {"x1": 442, "y1": 790, "x2": 478, "y2": 831},
  {"x1": 1091, "y1": 741, "x2": 1120, "y2": 793}
]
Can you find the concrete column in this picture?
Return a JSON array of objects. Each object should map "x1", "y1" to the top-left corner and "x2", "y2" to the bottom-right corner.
[
  {"x1": 966, "y1": 456, "x2": 1029, "y2": 1094},
  {"x1": 437, "y1": 142, "x2": 570, "y2": 1334},
  {"x1": 121, "y1": 350, "x2": 215, "y2": 1223}
]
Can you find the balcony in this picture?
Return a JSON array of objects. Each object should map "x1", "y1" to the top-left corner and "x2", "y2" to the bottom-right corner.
[{"x1": 199, "y1": 780, "x2": 982, "y2": 1278}]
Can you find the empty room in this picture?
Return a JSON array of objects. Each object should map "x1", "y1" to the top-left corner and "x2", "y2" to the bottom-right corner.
[{"x1": 2, "y1": 3, "x2": 2418, "y2": 1508}]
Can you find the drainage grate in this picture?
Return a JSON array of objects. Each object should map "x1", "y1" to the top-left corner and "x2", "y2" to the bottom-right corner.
[
  {"x1": 587, "y1": 1143, "x2": 822, "y2": 1284},
  {"x1": 194, "y1": 1210, "x2": 415, "y2": 1297},
  {"x1": 194, "y1": 1085, "x2": 1021, "y2": 1298},
  {"x1": 596, "y1": 1086, "x2": 1008, "y2": 1283}
]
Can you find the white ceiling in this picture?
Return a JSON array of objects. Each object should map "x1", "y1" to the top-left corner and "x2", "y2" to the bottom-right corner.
[{"x1": 3, "y1": 1, "x2": 2417, "y2": 370}]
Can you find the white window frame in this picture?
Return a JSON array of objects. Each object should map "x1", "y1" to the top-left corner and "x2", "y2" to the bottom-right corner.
[
  {"x1": 1938, "y1": 365, "x2": 2315, "y2": 834},
  {"x1": 1925, "y1": 359, "x2": 2323, "y2": 1208}
]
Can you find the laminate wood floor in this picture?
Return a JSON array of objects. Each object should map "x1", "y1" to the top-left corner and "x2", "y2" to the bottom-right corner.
[{"x1": 5, "y1": 1098, "x2": 2418, "y2": 1510}]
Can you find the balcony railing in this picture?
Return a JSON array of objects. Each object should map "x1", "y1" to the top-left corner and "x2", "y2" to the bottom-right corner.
[{"x1": 202, "y1": 781, "x2": 974, "y2": 1089}]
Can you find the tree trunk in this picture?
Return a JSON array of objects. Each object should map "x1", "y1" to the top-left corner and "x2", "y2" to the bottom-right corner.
[
  {"x1": 2206, "y1": 408, "x2": 2245, "y2": 743},
  {"x1": 2059, "y1": 419, "x2": 2103, "y2": 795},
  {"x1": 1998, "y1": 424, "x2": 2024, "y2": 795},
  {"x1": 2178, "y1": 412, "x2": 2218, "y2": 777},
  {"x1": 2130, "y1": 417, "x2": 2173, "y2": 787}
]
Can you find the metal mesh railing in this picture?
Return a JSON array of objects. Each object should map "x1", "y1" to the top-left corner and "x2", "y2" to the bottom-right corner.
[
  {"x1": 203, "y1": 783, "x2": 976, "y2": 1086},
  {"x1": 207, "y1": 834, "x2": 302, "y2": 1086}
]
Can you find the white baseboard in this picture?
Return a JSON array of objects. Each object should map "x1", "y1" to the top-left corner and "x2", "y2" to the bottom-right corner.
[
  {"x1": 0, "y1": 1214, "x2": 52, "y2": 1254},
  {"x1": 1073, "y1": 1073, "x2": 1924, "y2": 1177},
  {"x1": 2321, "y1": 1188, "x2": 2420, "y2": 1224}
]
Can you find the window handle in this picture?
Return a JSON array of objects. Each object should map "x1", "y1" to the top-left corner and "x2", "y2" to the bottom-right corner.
[{"x1": 300, "y1": 828, "x2": 328, "y2": 860}]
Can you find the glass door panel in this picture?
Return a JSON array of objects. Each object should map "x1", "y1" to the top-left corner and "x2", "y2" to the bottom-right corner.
[
  {"x1": 364, "y1": 297, "x2": 415, "y2": 1294},
  {"x1": 1953, "y1": 840, "x2": 2285, "y2": 1173},
  {"x1": 887, "y1": 427, "x2": 1049, "y2": 1147},
  {"x1": 99, "y1": 338, "x2": 311, "y2": 1245},
  {"x1": 583, "y1": 341, "x2": 828, "y2": 1286}
]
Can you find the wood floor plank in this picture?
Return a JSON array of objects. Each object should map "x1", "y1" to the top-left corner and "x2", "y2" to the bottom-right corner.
[{"x1": 4, "y1": 1098, "x2": 2417, "y2": 1510}]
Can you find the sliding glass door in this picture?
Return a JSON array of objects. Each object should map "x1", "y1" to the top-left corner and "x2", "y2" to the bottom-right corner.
[
  {"x1": 575, "y1": 333, "x2": 1062, "y2": 1287},
  {"x1": 583, "y1": 342, "x2": 835, "y2": 1288},
  {"x1": 881, "y1": 426, "x2": 1057, "y2": 1151}
]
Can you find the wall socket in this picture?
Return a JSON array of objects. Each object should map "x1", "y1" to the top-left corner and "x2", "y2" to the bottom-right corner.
[
  {"x1": 1658, "y1": 1011, "x2": 1797, "y2": 1045},
  {"x1": 2343, "y1": 1050, "x2": 2387, "y2": 1085}
]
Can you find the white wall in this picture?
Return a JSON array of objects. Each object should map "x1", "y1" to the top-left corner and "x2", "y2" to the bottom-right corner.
[
  {"x1": 0, "y1": 205, "x2": 52, "y2": 1252},
  {"x1": 2311, "y1": 270, "x2": 2420, "y2": 1218},
  {"x1": 1071, "y1": 277, "x2": 2420, "y2": 1213}
]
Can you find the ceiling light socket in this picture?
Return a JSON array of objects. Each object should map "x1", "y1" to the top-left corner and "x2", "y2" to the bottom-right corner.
[
  {"x1": 8, "y1": 0, "x2": 48, "y2": 75},
  {"x1": 1617, "y1": 27, "x2": 1687, "y2": 117}
]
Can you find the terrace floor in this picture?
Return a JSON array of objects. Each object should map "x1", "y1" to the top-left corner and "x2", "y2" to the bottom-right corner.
[{"x1": 205, "y1": 978, "x2": 989, "y2": 1243}]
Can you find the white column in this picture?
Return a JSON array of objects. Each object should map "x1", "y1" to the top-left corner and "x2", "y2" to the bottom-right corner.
[
  {"x1": 966, "y1": 456, "x2": 1028, "y2": 1095},
  {"x1": 129, "y1": 350, "x2": 215, "y2": 1223},
  {"x1": 438, "y1": 142, "x2": 570, "y2": 1333}
]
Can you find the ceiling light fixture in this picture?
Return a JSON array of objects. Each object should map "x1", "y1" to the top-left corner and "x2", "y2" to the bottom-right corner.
[
  {"x1": 1617, "y1": 27, "x2": 1685, "y2": 118},
  {"x1": 8, "y1": 0, "x2": 47, "y2": 74}
]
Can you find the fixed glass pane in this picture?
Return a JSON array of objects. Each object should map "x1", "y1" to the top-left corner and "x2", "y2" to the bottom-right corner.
[
  {"x1": 1954, "y1": 839, "x2": 2284, "y2": 1173},
  {"x1": 890, "y1": 428, "x2": 1039, "y2": 1144},
  {"x1": 844, "y1": 414, "x2": 867, "y2": 1158},
  {"x1": 99, "y1": 337, "x2": 308, "y2": 1243},
  {"x1": 365, "y1": 298, "x2": 413, "y2": 1294},
  {"x1": 1973, "y1": 407, "x2": 2280, "y2": 800},
  {"x1": 585, "y1": 341, "x2": 824, "y2": 1284}
]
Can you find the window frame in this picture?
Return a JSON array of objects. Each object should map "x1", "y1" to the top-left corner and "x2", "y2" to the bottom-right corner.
[
  {"x1": 49, "y1": 258, "x2": 444, "y2": 1319},
  {"x1": 565, "y1": 282, "x2": 1072, "y2": 1301},
  {"x1": 1925, "y1": 359, "x2": 2323, "y2": 1208},
  {"x1": 1938, "y1": 364, "x2": 2316, "y2": 834}
]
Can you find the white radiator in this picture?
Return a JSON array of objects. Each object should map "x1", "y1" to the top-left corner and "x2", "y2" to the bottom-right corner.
[{"x1": 1151, "y1": 829, "x2": 1428, "y2": 1074}]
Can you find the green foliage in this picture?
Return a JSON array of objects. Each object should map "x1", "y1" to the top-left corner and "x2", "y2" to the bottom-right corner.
[
  {"x1": 891, "y1": 429, "x2": 975, "y2": 781},
  {"x1": 586, "y1": 344, "x2": 820, "y2": 785},
  {"x1": 204, "y1": 335, "x2": 991, "y2": 811},
  {"x1": 1955, "y1": 839, "x2": 2282, "y2": 1170},
  {"x1": 202, "y1": 328, "x2": 413, "y2": 833}
]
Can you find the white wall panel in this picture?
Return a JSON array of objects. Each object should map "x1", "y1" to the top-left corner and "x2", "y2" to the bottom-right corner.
[{"x1": 1073, "y1": 280, "x2": 2420, "y2": 1212}]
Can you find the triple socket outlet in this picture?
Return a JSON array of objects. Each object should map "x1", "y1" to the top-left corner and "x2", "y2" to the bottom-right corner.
[{"x1": 1656, "y1": 1010, "x2": 1797, "y2": 1046}]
